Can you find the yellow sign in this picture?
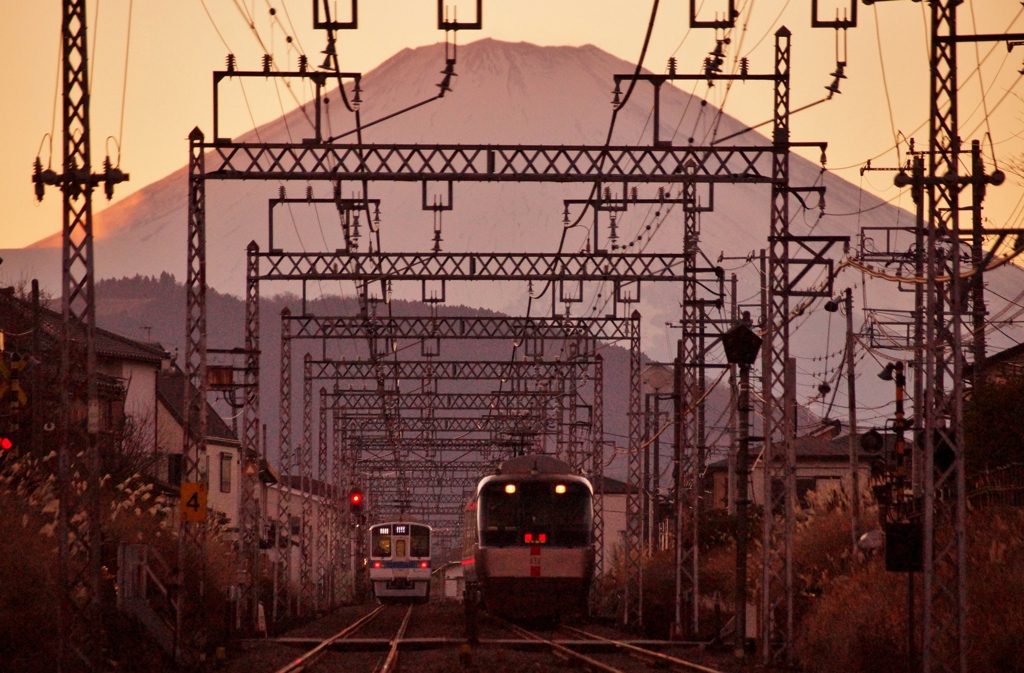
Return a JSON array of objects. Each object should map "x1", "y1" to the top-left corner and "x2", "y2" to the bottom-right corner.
[
  {"x1": 180, "y1": 482, "x2": 208, "y2": 522},
  {"x1": 243, "y1": 461, "x2": 258, "y2": 477}
]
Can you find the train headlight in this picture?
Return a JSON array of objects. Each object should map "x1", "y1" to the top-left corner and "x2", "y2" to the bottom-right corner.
[
  {"x1": 555, "y1": 484, "x2": 566, "y2": 494},
  {"x1": 505, "y1": 484, "x2": 516, "y2": 494}
]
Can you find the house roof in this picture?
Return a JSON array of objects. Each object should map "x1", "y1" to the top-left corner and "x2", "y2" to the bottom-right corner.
[
  {"x1": 705, "y1": 431, "x2": 894, "y2": 472},
  {"x1": 157, "y1": 365, "x2": 238, "y2": 443},
  {"x1": 277, "y1": 474, "x2": 338, "y2": 499},
  {"x1": 598, "y1": 475, "x2": 629, "y2": 495},
  {"x1": 0, "y1": 287, "x2": 167, "y2": 365},
  {"x1": 966, "y1": 341, "x2": 1024, "y2": 378}
]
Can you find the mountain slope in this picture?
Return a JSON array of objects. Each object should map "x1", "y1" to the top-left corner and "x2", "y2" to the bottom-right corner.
[{"x1": 5, "y1": 39, "x2": 1023, "y2": 415}]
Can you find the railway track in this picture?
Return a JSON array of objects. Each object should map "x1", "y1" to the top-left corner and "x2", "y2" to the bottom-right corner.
[
  {"x1": 560, "y1": 625, "x2": 727, "y2": 673},
  {"x1": 376, "y1": 604, "x2": 413, "y2": 673},
  {"x1": 255, "y1": 603, "x2": 731, "y2": 673},
  {"x1": 500, "y1": 619, "x2": 627, "y2": 673},
  {"x1": 271, "y1": 604, "x2": 391, "y2": 673}
]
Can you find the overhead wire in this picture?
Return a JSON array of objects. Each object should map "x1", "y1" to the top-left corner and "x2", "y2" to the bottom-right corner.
[
  {"x1": 114, "y1": 0, "x2": 134, "y2": 168},
  {"x1": 872, "y1": 5, "x2": 901, "y2": 164}
]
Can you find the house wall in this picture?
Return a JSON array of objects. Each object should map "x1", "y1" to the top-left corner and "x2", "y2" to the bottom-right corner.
[
  {"x1": 262, "y1": 484, "x2": 347, "y2": 599},
  {"x1": 710, "y1": 461, "x2": 871, "y2": 509},
  {"x1": 599, "y1": 493, "x2": 626, "y2": 576},
  {"x1": 206, "y1": 441, "x2": 241, "y2": 528},
  {"x1": 97, "y1": 358, "x2": 160, "y2": 449}
]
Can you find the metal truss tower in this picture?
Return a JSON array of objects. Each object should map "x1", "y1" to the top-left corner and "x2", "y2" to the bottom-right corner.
[
  {"x1": 30, "y1": 1, "x2": 128, "y2": 667},
  {"x1": 675, "y1": 178, "x2": 705, "y2": 638},
  {"x1": 275, "y1": 308, "x2": 294, "y2": 621},
  {"x1": 241, "y1": 242, "x2": 261, "y2": 631},
  {"x1": 761, "y1": 27, "x2": 795, "y2": 666}
]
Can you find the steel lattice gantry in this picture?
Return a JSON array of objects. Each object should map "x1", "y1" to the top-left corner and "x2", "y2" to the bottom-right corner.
[
  {"x1": 270, "y1": 309, "x2": 620, "y2": 618},
  {"x1": 308, "y1": 358, "x2": 595, "y2": 381},
  {"x1": 202, "y1": 142, "x2": 780, "y2": 183},
  {"x1": 256, "y1": 250, "x2": 692, "y2": 281},
  {"x1": 192, "y1": 28, "x2": 804, "y2": 629}
]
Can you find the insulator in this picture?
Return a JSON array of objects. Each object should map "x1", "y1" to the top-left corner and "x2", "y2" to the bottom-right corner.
[
  {"x1": 373, "y1": 204, "x2": 381, "y2": 226},
  {"x1": 630, "y1": 186, "x2": 638, "y2": 201},
  {"x1": 262, "y1": 54, "x2": 272, "y2": 73},
  {"x1": 740, "y1": 57, "x2": 749, "y2": 77},
  {"x1": 33, "y1": 158, "x2": 44, "y2": 202},
  {"x1": 658, "y1": 186, "x2": 665, "y2": 202},
  {"x1": 352, "y1": 81, "x2": 362, "y2": 109},
  {"x1": 608, "y1": 214, "x2": 618, "y2": 242},
  {"x1": 562, "y1": 205, "x2": 571, "y2": 225},
  {"x1": 333, "y1": 182, "x2": 341, "y2": 200},
  {"x1": 305, "y1": 186, "x2": 313, "y2": 201},
  {"x1": 603, "y1": 186, "x2": 612, "y2": 200},
  {"x1": 226, "y1": 54, "x2": 236, "y2": 73},
  {"x1": 667, "y1": 56, "x2": 678, "y2": 77},
  {"x1": 611, "y1": 82, "x2": 622, "y2": 107},
  {"x1": 103, "y1": 157, "x2": 114, "y2": 200},
  {"x1": 298, "y1": 55, "x2": 308, "y2": 72},
  {"x1": 279, "y1": 186, "x2": 286, "y2": 199},
  {"x1": 352, "y1": 213, "x2": 361, "y2": 240}
]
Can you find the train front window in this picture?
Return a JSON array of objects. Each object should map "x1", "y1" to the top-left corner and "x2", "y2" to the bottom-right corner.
[
  {"x1": 371, "y1": 529, "x2": 391, "y2": 558},
  {"x1": 411, "y1": 525, "x2": 430, "y2": 558},
  {"x1": 396, "y1": 538, "x2": 407, "y2": 558},
  {"x1": 479, "y1": 481, "x2": 592, "y2": 547}
]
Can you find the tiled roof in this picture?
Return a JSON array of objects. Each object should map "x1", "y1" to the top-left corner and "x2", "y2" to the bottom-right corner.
[{"x1": 0, "y1": 289, "x2": 167, "y2": 364}]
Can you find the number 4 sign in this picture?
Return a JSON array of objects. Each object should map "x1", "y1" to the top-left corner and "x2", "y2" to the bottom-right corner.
[{"x1": 180, "y1": 482, "x2": 208, "y2": 522}]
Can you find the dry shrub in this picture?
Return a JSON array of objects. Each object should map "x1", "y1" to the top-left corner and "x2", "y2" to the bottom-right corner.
[
  {"x1": 963, "y1": 508, "x2": 1024, "y2": 672},
  {"x1": 796, "y1": 507, "x2": 1024, "y2": 673},
  {"x1": 0, "y1": 452, "x2": 59, "y2": 673},
  {"x1": 0, "y1": 448, "x2": 239, "y2": 670},
  {"x1": 796, "y1": 562, "x2": 910, "y2": 673}
]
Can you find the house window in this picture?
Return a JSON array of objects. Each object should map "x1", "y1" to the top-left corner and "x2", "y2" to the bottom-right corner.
[
  {"x1": 167, "y1": 454, "x2": 183, "y2": 485},
  {"x1": 796, "y1": 478, "x2": 817, "y2": 507},
  {"x1": 220, "y1": 452, "x2": 233, "y2": 493}
]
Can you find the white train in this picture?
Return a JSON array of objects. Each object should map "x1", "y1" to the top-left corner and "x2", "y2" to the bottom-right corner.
[
  {"x1": 462, "y1": 454, "x2": 595, "y2": 621},
  {"x1": 368, "y1": 522, "x2": 432, "y2": 603}
]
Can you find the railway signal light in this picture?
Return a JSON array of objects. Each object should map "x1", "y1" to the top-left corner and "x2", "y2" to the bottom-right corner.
[
  {"x1": 1, "y1": 436, "x2": 12, "y2": 451},
  {"x1": 348, "y1": 488, "x2": 364, "y2": 513}
]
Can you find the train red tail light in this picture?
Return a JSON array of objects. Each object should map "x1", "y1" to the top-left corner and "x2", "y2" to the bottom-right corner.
[
  {"x1": 539, "y1": 533, "x2": 547, "y2": 543},
  {"x1": 373, "y1": 561, "x2": 381, "y2": 568},
  {"x1": 420, "y1": 561, "x2": 428, "y2": 568},
  {"x1": 524, "y1": 533, "x2": 532, "y2": 543}
]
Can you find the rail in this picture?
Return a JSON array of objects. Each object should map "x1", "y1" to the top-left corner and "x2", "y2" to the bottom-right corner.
[
  {"x1": 561, "y1": 625, "x2": 727, "y2": 673},
  {"x1": 375, "y1": 605, "x2": 414, "y2": 673},
  {"x1": 502, "y1": 620, "x2": 626, "y2": 673},
  {"x1": 273, "y1": 605, "x2": 386, "y2": 673}
]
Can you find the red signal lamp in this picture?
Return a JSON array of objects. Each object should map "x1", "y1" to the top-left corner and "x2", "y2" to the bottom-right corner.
[{"x1": 0, "y1": 437, "x2": 12, "y2": 451}]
